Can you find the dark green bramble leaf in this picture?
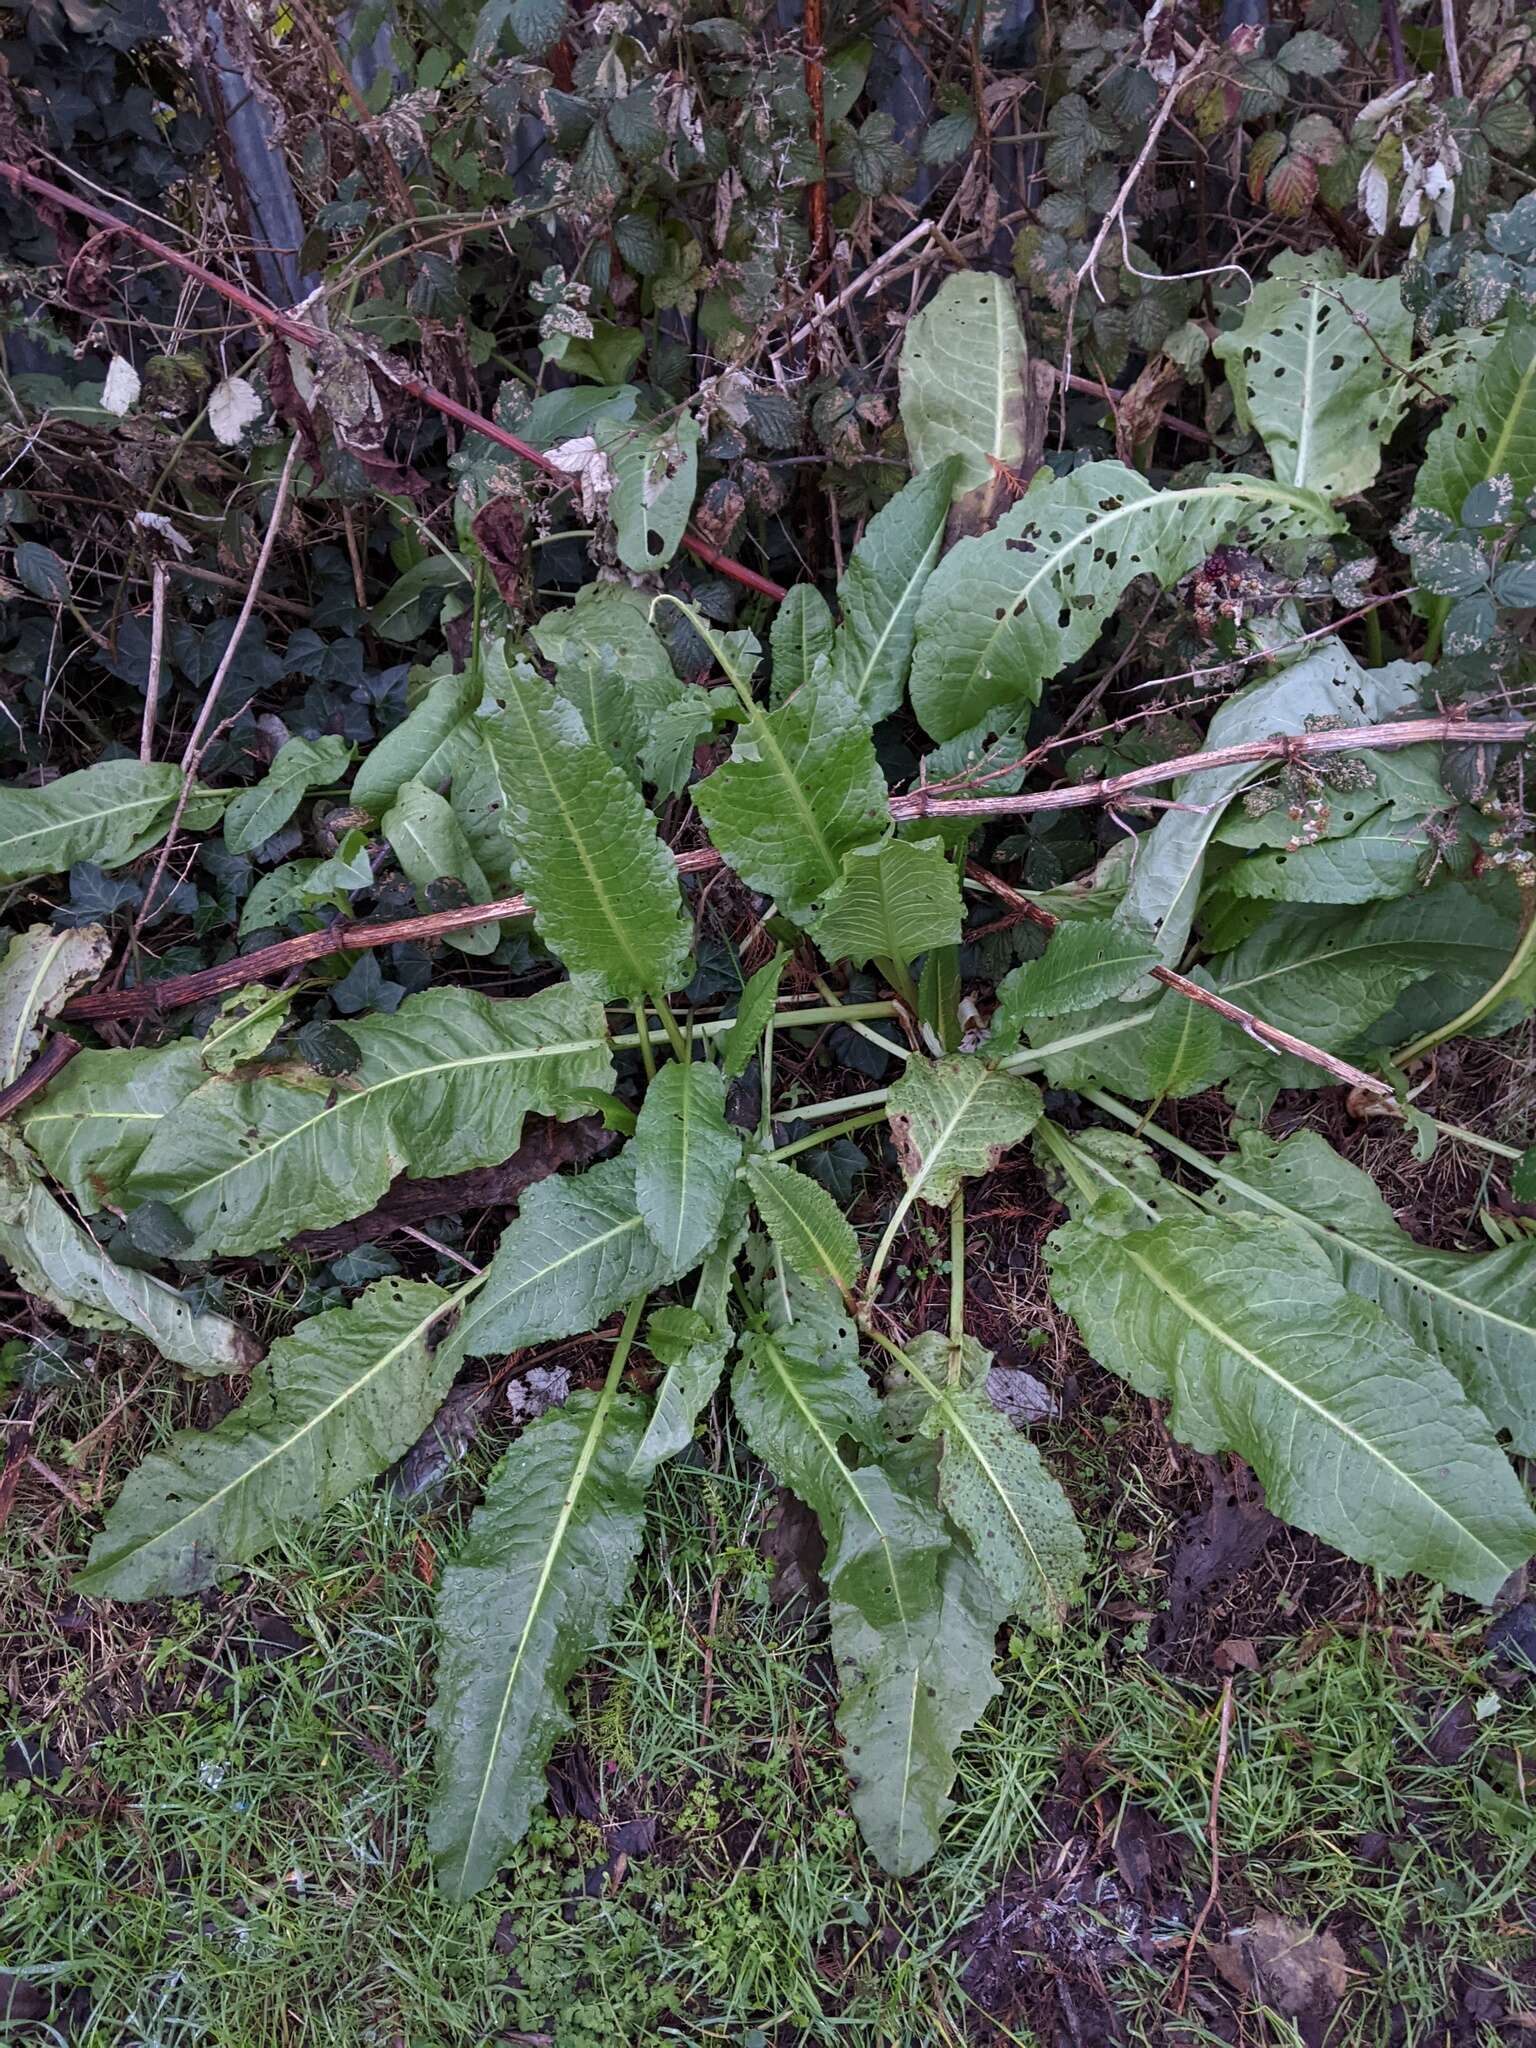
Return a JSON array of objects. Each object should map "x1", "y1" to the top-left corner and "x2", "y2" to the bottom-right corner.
[
  {"x1": 632, "y1": 1058, "x2": 742, "y2": 1273},
  {"x1": 833, "y1": 111, "x2": 914, "y2": 197},
  {"x1": 1277, "y1": 28, "x2": 1346, "y2": 72},
  {"x1": 477, "y1": 647, "x2": 693, "y2": 998},
  {"x1": 1046, "y1": 1210, "x2": 1536, "y2": 1602},
  {"x1": 293, "y1": 1018, "x2": 363, "y2": 1077},
  {"x1": 13, "y1": 540, "x2": 71, "y2": 602},
  {"x1": 78, "y1": 1277, "x2": 460, "y2": 1598},
  {"x1": 886, "y1": 1055, "x2": 1042, "y2": 1209},
  {"x1": 118, "y1": 984, "x2": 611, "y2": 1256},
  {"x1": 429, "y1": 1370, "x2": 650, "y2": 1900},
  {"x1": 808, "y1": 835, "x2": 962, "y2": 969},
  {"x1": 745, "y1": 1157, "x2": 861, "y2": 1293}
]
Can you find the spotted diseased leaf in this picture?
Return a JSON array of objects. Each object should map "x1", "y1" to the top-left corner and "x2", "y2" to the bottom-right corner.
[
  {"x1": 429, "y1": 1373, "x2": 650, "y2": 1899},
  {"x1": 478, "y1": 648, "x2": 693, "y2": 998},
  {"x1": 808, "y1": 835, "x2": 962, "y2": 969},
  {"x1": 886, "y1": 1055, "x2": 1043, "y2": 1209},
  {"x1": 693, "y1": 668, "x2": 889, "y2": 922},
  {"x1": 632, "y1": 1057, "x2": 742, "y2": 1273},
  {"x1": 1046, "y1": 1211, "x2": 1536, "y2": 1601},
  {"x1": 76, "y1": 1277, "x2": 460, "y2": 1598}
]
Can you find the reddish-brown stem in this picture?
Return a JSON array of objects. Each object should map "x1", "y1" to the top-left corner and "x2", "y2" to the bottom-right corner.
[
  {"x1": 0, "y1": 1033, "x2": 80, "y2": 1120},
  {"x1": 804, "y1": 0, "x2": 830, "y2": 270},
  {"x1": 0, "y1": 162, "x2": 788, "y2": 605}
]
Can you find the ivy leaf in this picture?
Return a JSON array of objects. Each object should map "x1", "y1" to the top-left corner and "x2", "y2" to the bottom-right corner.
[
  {"x1": 382, "y1": 779, "x2": 501, "y2": 955},
  {"x1": 479, "y1": 650, "x2": 693, "y2": 998},
  {"x1": 986, "y1": 922, "x2": 1157, "y2": 1047},
  {"x1": 1213, "y1": 252, "x2": 1410, "y2": 501},
  {"x1": 1204, "y1": 1128, "x2": 1536, "y2": 1456},
  {"x1": 898, "y1": 273, "x2": 1029, "y2": 498},
  {"x1": 351, "y1": 671, "x2": 485, "y2": 819},
  {"x1": 808, "y1": 835, "x2": 962, "y2": 968},
  {"x1": 76, "y1": 1278, "x2": 459, "y2": 1598},
  {"x1": 744, "y1": 1157, "x2": 860, "y2": 1292},
  {"x1": 596, "y1": 413, "x2": 700, "y2": 572},
  {"x1": 732, "y1": 1329, "x2": 1003, "y2": 1875},
  {"x1": 1046, "y1": 1211, "x2": 1536, "y2": 1602},
  {"x1": 908, "y1": 462, "x2": 1333, "y2": 742},
  {"x1": 447, "y1": 1152, "x2": 688, "y2": 1368},
  {"x1": 124, "y1": 984, "x2": 613, "y2": 1255},
  {"x1": 886, "y1": 1055, "x2": 1043, "y2": 1209},
  {"x1": 223, "y1": 735, "x2": 352, "y2": 856},
  {"x1": 770, "y1": 585, "x2": 835, "y2": 700},
  {"x1": 0, "y1": 761, "x2": 184, "y2": 884},
  {"x1": 831, "y1": 462, "x2": 958, "y2": 719},
  {"x1": 0, "y1": 1130, "x2": 258, "y2": 1379},
  {"x1": 0, "y1": 923, "x2": 111, "y2": 1086},
  {"x1": 632, "y1": 1057, "x2": 742, "y2": 1272},
  {"x1": 429, "y1": 1377, "x2": 650, "y2": 1900},
  {"x1": 693, "y1": 668, "x2": 889, "y2": 922}
]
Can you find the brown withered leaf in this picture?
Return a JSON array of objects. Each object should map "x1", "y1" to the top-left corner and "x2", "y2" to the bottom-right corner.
[
  {"x1": 1210, "y1": 1912, "x2": 1350, "y2": 2022},
  {"x1": 1114, "y1": 355, "x2": 1186, "y2": 467},
  {"x1": 471, "y1": 496, "x2": 526, "y2": 607}
]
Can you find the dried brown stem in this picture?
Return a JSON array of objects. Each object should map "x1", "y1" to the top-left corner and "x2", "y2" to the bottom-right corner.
[
  {"x1": 1174, "y1": 1676, "x2": 1236, "y2": 2013},
  {"x1": 0, "y1": 1034, "x2": 80, "y2": 1121}
]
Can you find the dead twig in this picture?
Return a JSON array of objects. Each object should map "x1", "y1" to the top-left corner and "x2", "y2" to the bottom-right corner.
[
  {"x1": 1174, "y1": 1676, "x2": 1236, "y2": 2012},
  {"x1": 139, "y1": 562, "x2": 167, "y2": 764}
]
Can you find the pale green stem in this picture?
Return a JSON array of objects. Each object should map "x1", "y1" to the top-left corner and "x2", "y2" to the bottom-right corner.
[
  {"x1": 778, "y1": 1084, "x2": 894, "y2": 1123},
  {"x1": 948, "y1": 1188, "x2": 966, "y2": 1383},
  {"x1": 632, "y1": 1000, "x2": 657, "y2": 1081},
  {"x1": 598, "y1": 1295, "x2": 647, "y2": 1407},
  {"x1": 607, "y1": 999, "x2": 900, "y2": 1053},
  {"x1": 650, "y1": 992, "x2": 690, "y2": 1063},
  {"x1": 760, "y1": 1017, "x2": 774, "y2": 1144},
  {"x1": 764, "y1": 1109, "x2": 887, "y2": 1165}
]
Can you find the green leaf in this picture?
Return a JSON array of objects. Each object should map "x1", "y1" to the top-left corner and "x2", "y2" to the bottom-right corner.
[
  {"x1": 76, "y1": 1277, "x2": 460, "y2": 1598},
  {"x1": 0, "y1": 761, "x2": 184, "y2": 884},
  {"x1": 808, "y1": 834, "x2": 962, "y2": 969},
  {"x1": 732, "y1": 1329, "x2": 1002, "y2": 1874},
  {"x1": 0, "y1": 923, "x2": 110, "y2": 1086},
  {"x1": 124, "y1": 983, "x2": 612, "y2": 1255},
  {"x1": 744, "y1": 1157, "x2": 860, "y2": 1292},
  {"x1": 986, "y1": 922, "x2": 1157, "y2": 1047},
  {"x1": 908, "y1": 463, "x2": 1333, "y2": 742},
  {"x1": 886, "y1": 1055, "x2": 1043, "y2": 1209},
  {"x1": 632, "y1": 1057, "x2": 742, "y2": 1272},
  {"x1": 1223, "y1": 812, "x2": 1429, "y2": 905},
  {"x1": 1514, "y1": 1148, "x2": 1536, "y2": 1202},
  {"x1": 1415, "y1": 311, "x2": 1536, "y2": 528},
  {"x1": 198, "y1": 985, "x2": 295, "y2": 1074},
  {"x1": 22, "y1": 1039, "x2": 205, "y2": 1209},
  {"x1": 478, "y1": 649, "x2": 692, "y2": 998},
  {"x1": 447, "y1": 1152, "x2": 687, "y2": 1367},
  {"x1": 382, "y1": 779, "x2": 501, "y2": 955},
  {"x1": 1213, "y1": 252, "x2": 1410, "y2": 501},
  {"x1": 770, "y1": 586, "x2": 835, "y2": 700},
  {"x1": 933, "y1": 1384, "x2": 1085, "y2": 1632},
  {"x1": 1046, "y1": 1211, "x2": 1536, "y2": 1601},
  {"x1": 1201, "y1": 1128, "x2": 1536, "y2": 1456},
  {"x1": 532, "y1": 583, "x2": 699, "y2": 793},
  {"x1": 429, "y1": 1374, "x2": 649, "y2": 1899},
  {"x1": 223, "y1": 735, "x2": 352, "y2": 856},
  {"x1": 830, "y1": 462, "x2": 957, "y2": 720},
  {"x1": 13, "y1": 540, "x2": 71, "y2": 602},
  {"x1": 596, "y1": 413, "x2": 700, "y2": 571},
  {"x1": 918, "y1": 945, "x2": 962, "y2": 1055},
  {"x1": 352, "y1": 671, "x2": 486, "y2": 819},
  {"x1": 630, "y1": 1306, "x2": 730, "y2": 1480},
  {"x1": 1137, "y1": 986, "x2": 1228, "y2": 1099},
  {"x1": 693, "y1": 669, "x2": 889, "y2": 921},
  {"x1": 371, "y1": 555, "x2": 471, "y2": 643},
  {"x1": 0, "y1": 1130, "x2": 258, "y2": 1378},
  {"x1": 720, "y1": 952, "x2": 788, "y2": 1079},
  {"x1": 897, "y1": 273, "x2": 1029, "y2": 498},
  {"x1": 1115, "y1": 637, "x2": 1422, "y2": 973}
]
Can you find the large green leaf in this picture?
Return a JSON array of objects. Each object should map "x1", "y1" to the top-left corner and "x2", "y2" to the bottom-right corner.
[
  {"x1": 897, "y1": 273, "x2": 1029, "y2": 497},
  {"x1": 0, "y1": 1130, "x2": 258, "y2": 1377},
  {"x1": 429, "y1": 1375, "x2": 651, "y2": 1899},
  {"x1": 1046, "y1": 1210, "x2": 1536, "y2": 1601},
  {"x1": 351, "y1": 670, "x2": 486, "y2": 818},
  {"x1": 1415, "y1": 310, "x2": 1536, "y2": 526},
  {"x1": 744, "y1": 1157, "x2": 861, "y2": 1292},
  {"x1": 223, "y1": 735, "x2": 352, "y2": 856},
  {"x1": 732, "y1": 1328, "x2": 1003, "y2": 1874},
  {"x1": 124, "y1": 983, "x2": 612, "y2": 1255},
  {"x1": 1220, "y1": 812, "x2": 1431, "y2": 906},
  {"x1": 76, "y1": 1277, "x2": 461, "y2": 1598},
  {"x1": 632, "y1": 1057, "x2": 742, "y2": 1272},
  {"x1": 533, "y1": 582, "x2": 708, "y2": 795},
  {"x1": 22, "y1": 1039, "x2": 205, "y2": 1209},
  {"x1": 693, "y1": 668, "x2": 889, "y2": 921},
  {"x1": 720, "y1": 951, "x2": 788, "y2": 1079},
  {"x1": 382, "y1": 778, "x2": 501, "y2": 955},
  {"x1": 0, "y1": 761, "x2": 184, "y2": 883},
  {"x1": 886, "y1": 1055, "x2": 1043, "y2": 1209},
  {"x1": 1212, "y1": 252, "x2": 1410, "y2": 501},
  {"x1": 478, "y1": 650, "x2": 693, "y2": 997},
  {"x1": 934, "y1": 1388, "x2": 1085, "y2": 1633},
  {"x1": 807, "y1": 834, "x2": 962, "y2": 968},
  {"x1": 0, "y1": 923, "x2": 110, "y2": 1086},
  {"x1": 1114, "y1": 637, "x2": 1423, "y2": 972},
  {"x1": 1203, "y1": 1128, "x2": 1536, "y2": 1455},
  {"x1": 771, "y1": 585, "x2": 835, "y2": 700},
  {"x1": 830, "y1": 462, "x2": 958, "y2": 719},
  {"x1": 596, "y1": 411, "x2": 700, "y2": 571},
  {"x1": 447, "y1": 1151, "x2": 686, "y2": 1367},
  {"x1": 908, "y1": 464, "x2": 1333, "y2": 742},
  {"x1": 985, "y1": 922, "x2": 1157, "y2": 1047}
]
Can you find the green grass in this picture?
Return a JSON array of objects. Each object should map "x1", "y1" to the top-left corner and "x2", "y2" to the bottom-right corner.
[{"x1": 5, "y1": 1375, "x2": 1536, "y2": 2047}]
